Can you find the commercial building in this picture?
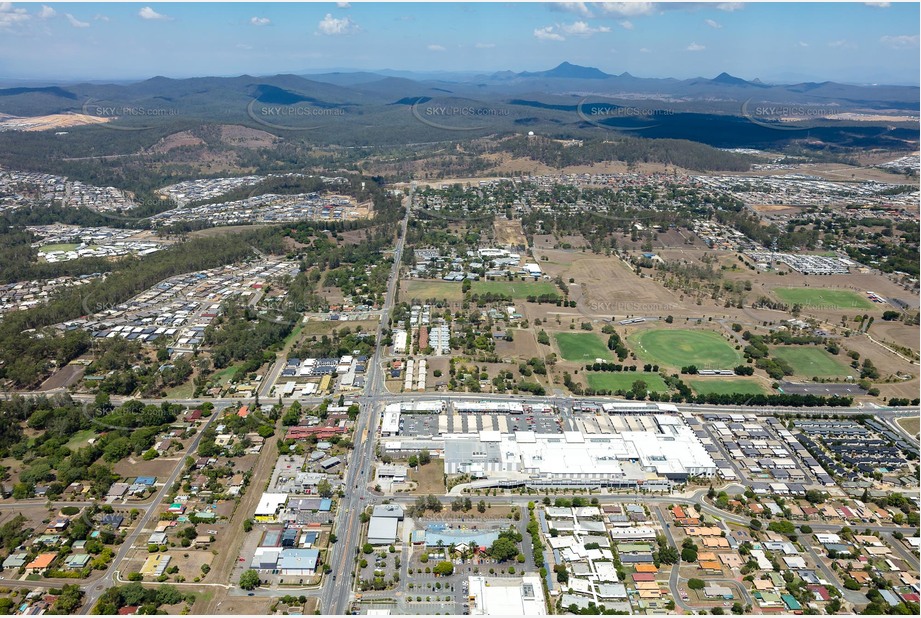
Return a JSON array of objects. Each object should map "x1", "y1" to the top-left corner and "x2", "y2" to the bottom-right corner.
[{"x1": 467, "y1": 574, "x2": 547, "y2": 615}]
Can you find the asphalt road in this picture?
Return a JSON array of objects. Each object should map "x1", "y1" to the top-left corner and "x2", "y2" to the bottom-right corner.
[{"x1": 320, "y1": 186, "x2": 411, "y2": 615}]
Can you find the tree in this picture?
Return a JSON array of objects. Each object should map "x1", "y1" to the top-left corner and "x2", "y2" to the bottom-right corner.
[
  {"x1": 316, "y1": 478, "x2": 333, "y2": 498},
  {"x1": 242, "y1": 519, "x2": 253, "y2": 533},
  {"x1": 432, "y1": 561, "x2": 454, "y2": 576},
  {"x1": 687, "y1": 578, "x2": 706, "y2": 590},
  {"x1": 731, "y1": 603, "x2": 744, "y2": 614},
  {"x1": 418, "y1": 450, "x2": 431, "y2": 465},
  {"x1": 239, "y1": 569, "x2": 260, "y2": 590},
  {"x1": 477, "y1": 500, "x2": 486, "y2": 513},
  {"x1": 489, "y1": 537, "x2": 519, "y2": 562}
]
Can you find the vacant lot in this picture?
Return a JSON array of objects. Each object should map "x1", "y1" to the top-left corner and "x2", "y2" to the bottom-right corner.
[
  {"x1": 586, "y1": 372, "x2": 669, "y2": 393},
  {"x1": 688, "y1": 378, "x2": 767, "y2": 396},
  {"x1": 771, "y1": 346, "x2": 852, "y2": 378},
  {"x1": 773, "y1": 287, "x2": 875, "y2": 310},
  {"x1": 554, "y1": 332, "x2": 614, "y2": 362},
  {"x1": 629, "y1": 329, "x2": 741, "y2": 369},
  {"x1": 408, "y1": 459, "x2": 446, "y2": 495},
  {"x1": 897, "y1": 416, "x2": 919, "y2": 436},
  {"x1": 404, "y1": 279, "x2": 559, "y2": 302}
]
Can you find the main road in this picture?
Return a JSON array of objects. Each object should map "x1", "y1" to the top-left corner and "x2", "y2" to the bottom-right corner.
[{"x1": 320, "y1": 184, "x2": 412, "y2": 615}]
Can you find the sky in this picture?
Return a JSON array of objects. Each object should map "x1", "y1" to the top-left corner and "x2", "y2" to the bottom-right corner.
[{"x1": 0, "y1": 2, "x2": 918, "y2": 85}]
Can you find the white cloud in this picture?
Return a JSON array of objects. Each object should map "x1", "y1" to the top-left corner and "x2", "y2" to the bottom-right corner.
[
  {"x1": 599, "y1": 2, "x2": 656, "y2": 16},
  {"x1": 66, "y1": 13, "x2": 89, "y2": 28},
  {"x1": 716, "y1": 2, "x2": 744, "y2": 11},
  {"x1": 337, "y1": 2, "x2": 351, "y2": 7},
  {"x1": 94, "y1": 14, "x2": 110, "y2": 22},
  {"x1": 250, "y1": 16, "x2": 270, "y2": 26},
  {"x1": 317, "y1": 13, "x2": 358, "y2": 35},
  {"x1": 562, "y1": 20, "x2": 611, "y2": 36},
  {"x1": 705, "y1": 18, "x2": 721, "y2": 29},
  {"x1": 534, "y1": 26, "x2": 565, "y2": 41},
  {"x1": 39, "y1": 5, "x2": 55, "y2": 19},
  {"x1": 619, "y1": 20, "x2": 634, "y2": 30},
  {"x1": 686, "y1": 42, "x2": 705, "y2": 51},
  {"x1": 475, "y1": 42, "x2": 496, "y2": 49},
  {"x1": 427, "y1": 44, "x2": 446, "y2": 52},
  {"x1": 828, "y1": 39, "x2": 857, "y2": 49},
  {"x1": 0, "y1": 2, "x2": 30, "y2": 29},
  {"x1": 798, "y1": 41, "x2": 809, "y2": 47},
  {"x1": 236, "y1": 43, "x2": 253, "y2": 50},
  {"x1": 865, "y1": 2, "x2": 891, "y2": 7},
  {"x1": 139, "y1": 7, "x2": 172, "y2": 21},
  {"x1": 639, "y1": 47, "x2": 651, "y2": 53},
  {"x1": 881, "y1": 34, "x2": 919, "y2": 48},
  {"x1": 551, "y1": 2, "x2": 594, "y2": 18}
]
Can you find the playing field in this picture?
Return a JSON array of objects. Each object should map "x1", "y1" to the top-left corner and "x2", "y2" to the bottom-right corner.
[
  {"x1": 688, "y1": 379, "x2": 766, "y2": 396},
  {"x1": 628, "y1": 329, "x2": 741, "y2": 369},
  {"x1": 554, "y1": 332, "x2": 614, "y2": 361},
  {"x1": 773, "y1": 287, "x2": 874, "y2": 310},
  {"x1": 586, "y1": 372, "x2": 669, "y2": 393},
  {"x1": 771, "y1": 346, "x2": 852, "y2": 378},
  {"x1": 404, "y1": 279, "x2": 559, "y2": 301}
]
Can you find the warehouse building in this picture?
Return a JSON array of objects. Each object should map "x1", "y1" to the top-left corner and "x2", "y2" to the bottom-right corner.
[{"x1": 468, "y1": 574, "x2": 546, "y2": 615}]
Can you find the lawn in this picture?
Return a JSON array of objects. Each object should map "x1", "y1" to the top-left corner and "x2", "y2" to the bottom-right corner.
[
  {"x1": 586, "y1": 372, "x2": 669, "y2": 393},
  {"x1": 628, "y1": 329, "x2": 741, "y2": 370},
  {"x1": 688, "y1": 379, "x2": 767, "y2": 396},
  {"x1": 554, "y1": 332, "x2": 614, "y2": 362},
  {"x1": 65, "y1": 428, "x2": 97, "y2": 450},
  {"x1": 773, "y1": 287, "x2": 874, "y2": 310},
  {"x1": 38, "y1": 243, "x2": 79, "y2": 253},
  {"x1": 771, "y1": 346, "x2": 852, "y2": 378},
  {"x1": 404, "y1": 279, "x2": 559, "y2": 301}
]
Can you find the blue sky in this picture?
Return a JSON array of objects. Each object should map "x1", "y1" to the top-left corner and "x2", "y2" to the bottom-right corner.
[{"x1": 0, "y1": 2, "x2": 918, "y2": 84}]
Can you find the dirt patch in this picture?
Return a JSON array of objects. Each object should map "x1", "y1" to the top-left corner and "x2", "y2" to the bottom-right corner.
[
  {"x1": 897, "y1": 417, "x2": 919, "y2": 437},
  {"x1": 218, "y1": 124, "x2": 280, "y2": 149},
  {"x1": 406, "y1": 459, "x2": 446, "y2": 495},
  {"x1": 493, "y1": 218, "x2": 528, "y2": 247},
  {"x1": 39, "y1": 363, "x2": 84, "y2": 390},
  {"x1": 113, "y1": 456, "x2": 185, "y2": 480},
  {"x1": 145, "y1": 131, "x2": 206, "y2": 154}
]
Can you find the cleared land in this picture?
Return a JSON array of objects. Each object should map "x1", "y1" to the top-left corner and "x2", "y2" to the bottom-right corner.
[
  {"x1": 628, "y1": 329, "x2": 741, "y2": 369},
  {"x1": 404, "y1": 279, "x2": 558, "y2": 302},
  {"x1": 896, "y1": 417, "x2": 919, "y2": 436},
  {"x1": 688, "y1": 378, "x2": 767, "y2": 396},
  {"x1": 773, "y1": 287, "x2": 875, "y2": 310},
  {"x1": 554, "y1": 332, "x2": 614, "y2": 362},
  {"x1": 771, "y1": 346, "x2": 852, "y2": 378},
  {"x1": 38, "y1": 243, "x2": 80, "y2": 253},
  {"x1": 586, "y1": 372, "x2": 669, "y2": 393}
]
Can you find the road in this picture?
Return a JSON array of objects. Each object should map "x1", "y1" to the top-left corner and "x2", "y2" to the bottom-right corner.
[
  {"x1": 320, "y1": 185, "x2": 411, "y2": 615},
  {"x1": 79, "y1": 404, "x2": 228, "y2": 614}
]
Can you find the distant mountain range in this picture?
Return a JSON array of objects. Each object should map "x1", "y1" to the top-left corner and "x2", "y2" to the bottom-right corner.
[{"x1": 0, "y1": 62, "x2": 916, "y2": 150}]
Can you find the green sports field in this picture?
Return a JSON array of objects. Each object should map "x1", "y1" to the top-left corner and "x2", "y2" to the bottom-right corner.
[
  {"x1": 554, "y1": 332, "x2": 614, "y2": 362},
  {"x1": 405, "y1": 279, "x2": 559, "y2": 301},
  {"x1": 628, "y1": 329, "x2": 741, "y2": 369},
  {"x1": 771, "y1": 346, "x2": 852, "y2": 378},
  {"x1": 773, "y1": 287, "x2": 874, "y2": 310},
  {"x1": 688, "y1": 379, "x2": 767, "y2": 396},
  {"x1": 586, "y1": 372, "x2": 669, "y2": 393}
]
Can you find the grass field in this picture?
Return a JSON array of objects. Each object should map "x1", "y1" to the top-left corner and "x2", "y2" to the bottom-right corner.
[
  {"x1": 896, "y1": 417, "x2": 919, "y2": 436},
  {"x1": 38, "y1": 243, "x2": 79, "y2": 253},
  {"x1": 771, "y1": 346, "x2": 852, "y2": 378},
  {"x1": 628, "y1": 329, "x2": 741, "y2": 369},
  {"x1": 773, "y1": 287, "x2": 874, "y2": 310},
  {"x1": 405, "y1": 279, "x2": 559, "y2": 302},
  {"x1": 65, "y1": 428, "x2": 96, "y2": 450},
  {"x1": 586, "y1": 372, "x2": 669, "y2": 393},
  {"x1": 554, "y1": 332, "x2": 614, "y2": 362},
  {"x1": 688, "y1": 379, "x2": 767, "y2": 396}
]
